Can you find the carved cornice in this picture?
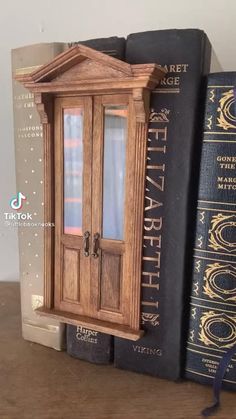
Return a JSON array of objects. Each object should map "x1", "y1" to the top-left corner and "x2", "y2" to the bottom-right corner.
[
  {"x1": 15, "y1": 44, "x2": 166, "y2": 100},
  {"x1": 34, "y1": 93, "x2": 53, "y2": 124}
]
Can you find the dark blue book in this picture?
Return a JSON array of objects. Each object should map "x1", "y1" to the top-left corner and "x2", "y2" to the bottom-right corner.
[
  {"x1": 185, "y1": 72, "x2": 236, "y2": 391},
  {"x1": 114, "y1": 29, "x2": 212, "y2": 380},
  {"x1": 66, "y1": 36, "x2": 125, "y2": 365}
]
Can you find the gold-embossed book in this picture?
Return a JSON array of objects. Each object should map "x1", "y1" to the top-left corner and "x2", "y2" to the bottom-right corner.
[
  {"x1": 12, "y1": 43, "x2": 67, "y2": 350},
  {"x1": 185, "y1": 73, "x2": 236, "y2": 390}
]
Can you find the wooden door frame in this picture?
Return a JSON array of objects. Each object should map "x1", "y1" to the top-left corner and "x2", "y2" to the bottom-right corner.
[
  {"x1": 15, "y1": 44, "x2": 166, "y2": 340},
  {"x1": 40, "y1": 90, "x2": 150, "y2": 336}
]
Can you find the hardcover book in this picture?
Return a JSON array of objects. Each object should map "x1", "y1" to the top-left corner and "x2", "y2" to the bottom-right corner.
[
  {"x1": 67, "y1": 325, "x2": 113, "y2": 364},
  {"x1": 185, "y1": 72, "x2": 236, "y2": 391},
  {"x1": 12, "y1": 43, "x2": 67, "y2": 349},
  {"x1": 66, "y1": 36, "x2": 126, "y2": 364},
  {"x1": 114, "y1": 29, "x2": 212, "y2": 380},
  {"x1": 69, "y1": 36, "x2": 125, "y2": 60}
]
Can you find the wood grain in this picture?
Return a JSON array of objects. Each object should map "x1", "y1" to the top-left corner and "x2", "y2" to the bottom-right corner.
[
  {"x1": 36, "y1": 306, "x2": 144, "y2": 340},
  {"x1": 62, "y1": 248, "x2": 80, "y2": 303},
  {"x1": 55, "y1": 58, "x2": 129, "y2": 81},
  {"x1": 130, "y1": 122, "x2": 149, "y2": 330},
  {"x1": 91, "y1": 94, "x2": 130, "y2": 326},
  {"x1": 16, "y1": 43, "x2": 166, "y2": 340},
  {"x1": 43, "y1": 104, "x2": 54, "y2": 309},
  {"x1": 1, "y1": 283, "x2": 235, "y2": 419},
  {"x1": 15, "y1": 44, "x2": 165, "y2": 83},
  {"x1": 100, "y1": 251, "x2": 122, "y2": 312},
  {"x1": 54, "y1": 96, "x2": 92, "y2": 317}
]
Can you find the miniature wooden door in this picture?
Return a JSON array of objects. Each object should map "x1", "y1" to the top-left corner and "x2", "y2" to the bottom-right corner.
[
  {"x1": 54, "y1": 94, "x2": 134, "y2": 327},
  {"x1": 15, "y1": 43, "x2": 165, "y2": 339}
]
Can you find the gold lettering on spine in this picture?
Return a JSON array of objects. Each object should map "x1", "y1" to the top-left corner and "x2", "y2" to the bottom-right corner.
[
  {"x1": 143, "y1": 236, "x2": 162, "y2": 248},
  {"x1": 144, "y1": 218, "x2": 162, "y2": 231},
  {"x1": 141, "y1": 119, "x2": 168, "y2": 326},
  {"x1": 159, "y1": 63, "x2": 189, "y2": 88},
  {"x1": 145, "y1": 196, "x2": 163, "y2": 211},
  {"x1": 148, "y1": 146, "x2": 166, "y2": 153},
  {"x1": 146, "y1": 175, "x2": 165, "y2": 192},
  {"x1": 142, "y1": 271, "x2": 160, "y2": 284},
  {"x1": 146, "y1": 164, "x2": 166, "y2": 171},
  {"x1": 149, "y1": 127, "x2": 167, "y2": 141},
  {"x1": 143, "y1": 254, "x2": 161, "y2": 269},
  {"x1": 142, "y1": 301, "x2": 159, "y2": 308}
]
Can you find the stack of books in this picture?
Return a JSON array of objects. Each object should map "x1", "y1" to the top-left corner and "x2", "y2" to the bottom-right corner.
[{"x1": 12, "y1": 29, "x2": 235, "y2": 391}]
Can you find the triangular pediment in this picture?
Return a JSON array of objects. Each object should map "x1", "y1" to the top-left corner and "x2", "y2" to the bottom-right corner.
[
  {"x1": 18, "y1": 44, "x2": 133, "y2": 84},
  {"x1": 54, "y1": 57, "x2": 130, "y2": 82}
]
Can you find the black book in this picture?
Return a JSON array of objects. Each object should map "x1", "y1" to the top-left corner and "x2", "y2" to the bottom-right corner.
[
  {"x1": 185, "y1": 72, "x2": 236, "y2": 391},
  {"x1": 68, "y1": 36, "x2": 125, "y2": 60},
  {"x1": 66, "y1": 36, "x2": 125, "y2": 365},
  {"x1": 114, "y1": 29, "x2": 212, "y2": 380},
  {"x1": 67, "y1": 325, "x2": 113, "y2": 364}
]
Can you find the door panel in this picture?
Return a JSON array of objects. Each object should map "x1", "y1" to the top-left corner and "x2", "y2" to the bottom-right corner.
[
  {"x1": 100, "y1": 251, "x2": 122, "y2": 312},
  {"x1": 91, "y1": 94, "x2": 132, "y2": 325},
  {"x1": 54, "y1": 96, "x2": 92, "y2": 315},
  {"x1": 62, "y1": 247, "x2": 80, "y2": 302}
]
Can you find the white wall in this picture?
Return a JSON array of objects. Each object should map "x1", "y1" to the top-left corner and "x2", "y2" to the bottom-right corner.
[{"x1": 0, "y1": 0, "x2": 235, "y2": 281}]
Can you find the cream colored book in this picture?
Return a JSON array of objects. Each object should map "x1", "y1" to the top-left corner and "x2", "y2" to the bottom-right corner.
[{"x1": 12, "y1": 43, "x2": 68, "y2": 350}]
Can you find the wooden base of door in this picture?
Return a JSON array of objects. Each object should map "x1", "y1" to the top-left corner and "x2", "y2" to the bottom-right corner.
[{"x1": 36, "y1": 307, "x2": 144, "y2": 341}]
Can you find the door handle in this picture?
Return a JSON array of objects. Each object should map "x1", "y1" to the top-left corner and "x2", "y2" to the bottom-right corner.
[
  {"x1": 83, "y1": 231, "x2": 90, "y2": 257},
  {"x1": 91, "y1": 233, "x2": 100, "y2": 258}
]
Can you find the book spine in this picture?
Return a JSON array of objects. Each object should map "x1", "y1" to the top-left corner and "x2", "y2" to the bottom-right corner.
[
  {"x1": 66, "y1": 37, "x2": 125, "y2": 364},
  {"x1": 185, "y1": 72, "x2": 236, "y2": 391},
  {"x1": 114, "y1": 29, "x2": 212, "y2": 380},
  {"x1": 69, "y1": 36, "x2": 125, "y2": 60},
  {"x1": 12, "y1": 43, "x2": 67, "y2": 350}
]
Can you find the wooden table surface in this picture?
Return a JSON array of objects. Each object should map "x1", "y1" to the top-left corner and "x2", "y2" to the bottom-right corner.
[{"x1": 0, "y1": 282, "x2": 235, "y2": 419}]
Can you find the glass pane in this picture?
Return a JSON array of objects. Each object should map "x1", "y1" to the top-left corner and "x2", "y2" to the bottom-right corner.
[
  {"x1": 63, "y1": 108, "x2": 83, "y2": 235},
  {"x1": 102, "y1": 106, "x2": 127, "y2": 240}
]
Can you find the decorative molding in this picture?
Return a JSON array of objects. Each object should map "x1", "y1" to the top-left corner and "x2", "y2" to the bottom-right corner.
[
  {"x1": 34, "y1": 93, "x2": 53, "y2": 125},
  {"x1": 133, "y1": 88, "x2": 150, "y2": 123},
  {"x1": 16, "y1": 44, "x2": 166, "y2": 339}
]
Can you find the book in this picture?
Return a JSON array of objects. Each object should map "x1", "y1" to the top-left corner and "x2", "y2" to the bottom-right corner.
[
  {"x1": 185, "y1": 72, "x2": 236, "y2": 391},
  {"x1": 66, "y1": 36, "x2": 125, "y2": 364},
  {"x1": 69, "y1": 36, "x2": 125, "y2": 60},
  {"x1": 114, "y1": 29, "x2": 212, "y2": 380},
  {"x1": 12, "y1": 43, "x2": 67, "y2": 350},
  {"x1": 67, "y1": 325, "x2": 113, "y2": 364}
]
